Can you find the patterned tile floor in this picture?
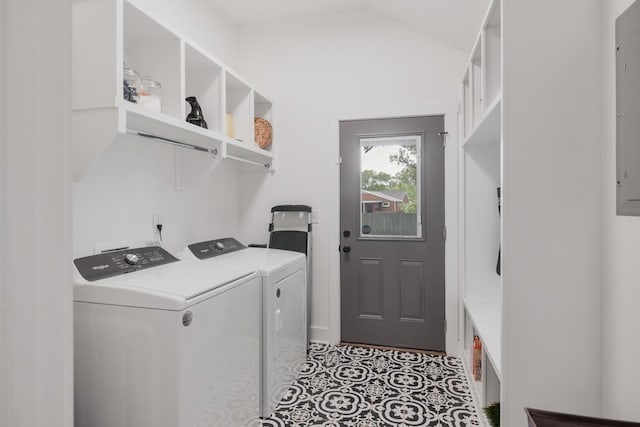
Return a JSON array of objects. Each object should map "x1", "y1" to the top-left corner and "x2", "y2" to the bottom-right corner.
[{"x1": 262, "y1": 343, "x2": 480, "y2": 427}]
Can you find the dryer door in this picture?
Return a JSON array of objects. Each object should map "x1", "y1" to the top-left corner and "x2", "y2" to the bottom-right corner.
[
  {"x1": 273, "y1": 269, "x2": 306, "y2": 363},
  {"x1": 264, "y1": 268, "x2": 307, "y2": 417}
]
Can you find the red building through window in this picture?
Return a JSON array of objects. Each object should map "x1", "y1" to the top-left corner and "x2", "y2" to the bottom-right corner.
[{"x1": 361, "y1": 189, "x2": 409, "y2": 213}]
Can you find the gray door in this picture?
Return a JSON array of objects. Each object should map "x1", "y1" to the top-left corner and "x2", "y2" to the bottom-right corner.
[{"x1": 340, "y1": 116, "x2": 445, "y2": 351}]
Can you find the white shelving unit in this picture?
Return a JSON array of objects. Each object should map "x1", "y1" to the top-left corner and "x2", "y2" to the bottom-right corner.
[
  {"x1": 72, "y1": 0, "x2": 275, "y2": 183},
  {"x1": 459, "y1": 0, "x2": 502, "y2": 422}
]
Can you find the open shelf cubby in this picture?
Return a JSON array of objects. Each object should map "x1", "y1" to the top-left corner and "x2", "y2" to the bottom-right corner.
[
  {"x1": 124, "y1": 1, "x2": 181, "y2": 119},
  {"x1": 483, "y1": 1, "x2": 502, "y2": 108},
  {"x1": 463, "y1": 97, "x2": 501, "y2": 148},
  {"x1": 253, "y1": 91, "x2": 274, "y2": 152},
  {"x1": 463, "y1": 304, "x2": 501, "y2": 412},
  {"x1": 484, "y1": 355, "x2": 500, "y2": 407},
  {"x1": 463, "y1": 68, "x2": 473, "y2": 139},
  {"x1": 184, "y1": 43, "x2": 224, "y2": 134},
  {"x1": 471, "y1": 41, "x2": 483, "y2": 128},
  {"x1": 254, "y1": 91, "x2": 273, "y2": 123},
  {"x1": 225, "y1": 71, "x2": 253, "y2": 145}
]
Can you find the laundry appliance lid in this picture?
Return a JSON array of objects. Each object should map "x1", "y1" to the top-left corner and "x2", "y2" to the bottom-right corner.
[
  {"x1": 74, "y1": 255, "x2": 256, "y2": 311},
  {"x1": 182, "y1": 240, "x2": 305, "y2": 277},
  {"x1": 227, "y1": 248, "x2": 306, "y2": 277}
]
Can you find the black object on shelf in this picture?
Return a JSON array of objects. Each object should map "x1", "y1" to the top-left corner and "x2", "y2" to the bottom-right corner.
[
  {"x1": 185, "y1": 96, "x2": 208, "y2": 129},
  {"x1": 525, "y1": 408, "x2": 640, "y2": 427}
]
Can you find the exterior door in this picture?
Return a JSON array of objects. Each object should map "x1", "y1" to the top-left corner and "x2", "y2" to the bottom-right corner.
[{"x1": 340, "y1": 116, "x2": 445, "y2": 351}]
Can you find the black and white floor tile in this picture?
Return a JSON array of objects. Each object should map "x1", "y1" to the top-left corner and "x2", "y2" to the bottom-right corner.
[{"x1": 262, "y1": 343, "x2": 480, "y2": 427}]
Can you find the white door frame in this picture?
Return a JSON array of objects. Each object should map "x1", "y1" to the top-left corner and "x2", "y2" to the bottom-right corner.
[{"x1": 326, "y1": 102, "x2": 461, "y2": 356}]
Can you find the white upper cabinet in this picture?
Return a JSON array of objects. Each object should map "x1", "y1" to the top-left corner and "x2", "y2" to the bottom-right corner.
[{"x1": 72, "y1": 0, "x2": 275, "y2": 182}]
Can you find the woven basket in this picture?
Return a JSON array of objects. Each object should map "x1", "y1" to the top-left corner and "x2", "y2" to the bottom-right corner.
[{"x1": 254, "y1": 118, "x2": 273, "y2": 149}]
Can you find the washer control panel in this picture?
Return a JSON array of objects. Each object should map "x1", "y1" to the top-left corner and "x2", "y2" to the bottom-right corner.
[
  {"x1": 188, "y1": 238, "x2": 246, "y2": 260},
  {"x1": 74, "y1": 246, "x2": 179, "y2": 282}
]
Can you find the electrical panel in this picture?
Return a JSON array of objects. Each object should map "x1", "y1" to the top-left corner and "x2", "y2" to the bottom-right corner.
[{"x1": 616, "y1": 0, "x2": 640, "y2": 215}]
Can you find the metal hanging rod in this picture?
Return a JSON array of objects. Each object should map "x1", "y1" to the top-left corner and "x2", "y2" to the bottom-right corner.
[
  {"x1": 131, "y1": 131, "x2": 269, "y2": 169},
  {"x1": 225, "y1": 154, "x2": 270, "y2": 169},
  {"x1": 133, "y1": 132, "x2": 218, "y2": 156}
]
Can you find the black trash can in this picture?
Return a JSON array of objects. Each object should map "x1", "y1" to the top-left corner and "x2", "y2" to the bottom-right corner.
[{"x1": 268, "y1": 205, "x2": 313, "y2": 349}]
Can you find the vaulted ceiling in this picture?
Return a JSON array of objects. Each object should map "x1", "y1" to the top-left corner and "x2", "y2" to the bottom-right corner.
[{"x1": 209, "y1": 0, "x2": 490, "y2": 53}]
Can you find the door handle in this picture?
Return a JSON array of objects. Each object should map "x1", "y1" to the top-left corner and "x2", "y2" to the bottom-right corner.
[{"x1": 342, "y1": 246, "x2": 351, "y2": 253}]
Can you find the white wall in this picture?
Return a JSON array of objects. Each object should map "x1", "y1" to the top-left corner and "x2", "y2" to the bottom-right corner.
[
  {"x1": 601, "y1": 0, "x2": 640, "y2": 422},
  {"x1": 133, "y1": 0, "x2": 239, "y2": 69},
  {"x1": 0, "y1": 0, "x2": 6, "y2": 418},
  {"x1": 1, "y1": 0, "x2": 73, "y2": 426},
  {"x1": 73, "y1": 1, "x2": 242, "y2": 258},
  {"x1": 235, "y1": 9, "x2": 467, "y2": 344},
  {"x1": 73, "y1": 139, "x2": 244, "y2": 257},
  {"x1": 502, "y1": 0, "x2": 603, "y2": 425}
]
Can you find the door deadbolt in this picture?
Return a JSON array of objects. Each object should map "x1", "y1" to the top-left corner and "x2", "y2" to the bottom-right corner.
[{"x1": 343, "y1": 230, "x2": 351, "y2": 238}]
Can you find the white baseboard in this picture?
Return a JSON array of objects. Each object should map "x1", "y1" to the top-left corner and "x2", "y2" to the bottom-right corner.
[{"x1": 310, "y1": 326, "x2": 337, "y2": 344}]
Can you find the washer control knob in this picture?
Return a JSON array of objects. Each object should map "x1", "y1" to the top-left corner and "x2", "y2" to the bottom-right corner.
[
  {"x1": 214, "y1": 242, "x2": 225, "y2": 252},
  {"x1": 124, "y1": 253, "x2": 140, "y2": 265}
]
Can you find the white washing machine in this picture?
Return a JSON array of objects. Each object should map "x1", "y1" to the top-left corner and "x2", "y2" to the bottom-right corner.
[
  {"x1": 180, "y1": 238, "x2": 307, "y2": 418},
  {"x1": 73, "y1": 246, "x2": 261, "y2": 427}
]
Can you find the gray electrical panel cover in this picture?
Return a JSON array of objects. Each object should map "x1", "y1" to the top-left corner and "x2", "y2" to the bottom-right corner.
[{"x1": 617, "y1": 0, "x2": 640, "y2": 215}]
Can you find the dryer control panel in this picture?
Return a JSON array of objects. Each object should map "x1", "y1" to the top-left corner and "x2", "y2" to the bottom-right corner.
[
  {"x1": 74, "y1": 246, "x2": 179, "y2": 282},
  {"x1": 188, "y1": 238, "x2": 246, "y2": 260}
]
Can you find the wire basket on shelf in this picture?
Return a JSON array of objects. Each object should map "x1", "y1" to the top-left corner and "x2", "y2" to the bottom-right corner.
[{"x1": 254, "y1": 118, "x2": 273, "y2": 149}]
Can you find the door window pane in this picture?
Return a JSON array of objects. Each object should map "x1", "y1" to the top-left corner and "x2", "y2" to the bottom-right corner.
[{"x1": 360, "y1": 135, "x2": 422, "y2": 238}]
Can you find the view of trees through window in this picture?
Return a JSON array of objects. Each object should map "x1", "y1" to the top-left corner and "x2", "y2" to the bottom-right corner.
[
  {"x1": 361, "y1": 144, "x2": 418, "y2": 213},
  {"x1": 360, "y1": 138, "x2": 420, "y2": 237}
]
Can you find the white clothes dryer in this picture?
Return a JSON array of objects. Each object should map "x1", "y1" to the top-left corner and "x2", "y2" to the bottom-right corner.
[
  {"x1": 181, "y1": 238, "x2": 307, "y2": 418},
  {"x1": 73, "y1": 246, "x2": 261, "y2": 427}
]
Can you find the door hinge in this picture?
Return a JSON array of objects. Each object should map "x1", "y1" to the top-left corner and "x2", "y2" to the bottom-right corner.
[
  {"x1": 444, "y1": 319, "x2": 447, "y2": 335},
  {"x1": 443, "y1": 225, "x2": 447, "y2": 241},
  {"x1": 438, "y1": 131, "x2": 449, "y2": 148},
  {"x1": 337, "y1": 157, "x2": 342, "y2": 165}
]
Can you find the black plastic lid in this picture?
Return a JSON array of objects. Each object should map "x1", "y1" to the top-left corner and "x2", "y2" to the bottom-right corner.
[{"x1": 271, "y1": 205, "x2": 312, "y2": 213}]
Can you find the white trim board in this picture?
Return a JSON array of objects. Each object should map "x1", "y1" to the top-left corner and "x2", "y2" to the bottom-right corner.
[
  {"x1": 1, "y1": 1, "x2": 74, "y2": 425},
  {"x1": 310, "y1": 326, "x2": 332, "y2": 344}
]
